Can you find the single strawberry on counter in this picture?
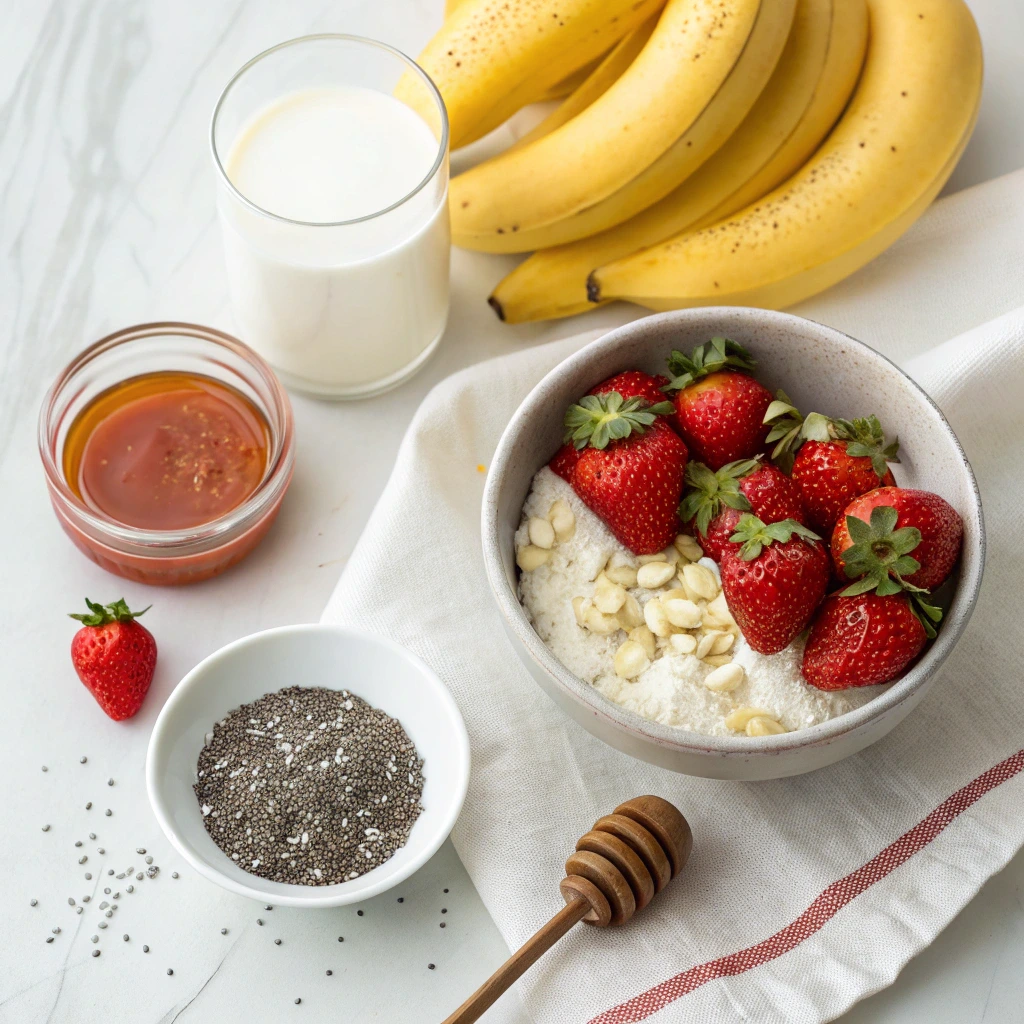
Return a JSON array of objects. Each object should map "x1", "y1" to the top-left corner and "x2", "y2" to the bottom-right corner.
[
  {"x1": 831, "y1": 487, "x2": 963, "y2": 591},
  {"x1": 803, "y1": 506, "x2": 943, "y2": 689},
  {"x1": 69, "y1": 599, "x2": 157, "y2": 721},
  {"x1": 718, "y1": 514, "x2": 830, "y2": 655},
  {"x1": 549, "y1": 370, "x2": 671, "y2": 482},
  {"x1": 662, "y1": 337, "x2": 773, "y2": 470},
  {"x1": 562, "y1": 390, "x2": 687, "y2": 555},
  {"x1": 679, "y1": 458, "x2": 806, "y2": 562},
  {"x1": 766, "y1": 397, "x2": 899, "y2": 534}
]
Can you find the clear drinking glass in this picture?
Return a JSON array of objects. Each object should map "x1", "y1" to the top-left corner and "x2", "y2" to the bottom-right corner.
[{"x1": 210, "y1": 35, "x2": 450, "y2": 400}]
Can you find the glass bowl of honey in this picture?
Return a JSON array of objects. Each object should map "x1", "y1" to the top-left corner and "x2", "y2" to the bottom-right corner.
[{"x1": 39, "y1": 323, "x2": 295, "y2": 585}]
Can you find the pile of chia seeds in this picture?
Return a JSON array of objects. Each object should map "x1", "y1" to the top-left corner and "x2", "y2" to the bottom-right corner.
[{"x1": 194, "y1": 686, "x2": 425, "y2": 885}]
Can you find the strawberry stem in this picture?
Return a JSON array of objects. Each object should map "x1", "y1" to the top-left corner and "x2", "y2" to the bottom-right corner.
[
  {"x1": 69, "y1": 598, "x2": 151, "y2": 626},
  {"x1": 838, "y1": 507, "x2": 942, "y2": 636},
  {"x1": 663, "y1": 337, "x2": 756, "y2": 394},
  {"x1": 727, "y1": 513, "x2": 820, "y2": 561},
  {"x1": 678, "y1": 459, "x2": 758, "y2": 536},
  {"x1": 562, "y1": 391, "x2": 674, "y2": 451}
]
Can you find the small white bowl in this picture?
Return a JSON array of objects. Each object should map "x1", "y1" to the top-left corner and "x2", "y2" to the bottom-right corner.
[{"x1": 146, "y1": 624, "x2": 470, "y2": 907}]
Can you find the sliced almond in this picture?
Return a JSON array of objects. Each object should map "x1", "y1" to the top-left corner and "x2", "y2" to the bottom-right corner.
[
  {"x1": 616, "y1": 593, "x2": 643, "y2": 630},
  {"x1": 583, "y1": 605, "x2": 622, "y2": 636},
  {"x1": 669, "y1": 633, "x2": 697, "y2": 655},
  {"x1": 628, "y1": 625, "x2": 657, "y2": 660},
  {"x1": 637, "y1": 562, "x2": 675, "y2": 589},
  {"x1": 548, "y1": 499, "x2": 576, "y2": 542},
  {"x1": 571, "y1": 596, "x2": 587, "y2": 627},
  {"x1": 637, "y1": 552, "x2": 668, "y2": 564},
  {"x1": 643, "y1": 599, "x2": 673, "y2": 638},
  {"x1": 746, "y1": 716, "x2": 787, "y2": 737},
  {"x1": 613, "y1": 640, "x2": 651, "y2": 680},
  {"x1": 703, "y1": 663, "x2": 744, "y2": 692},
  {"x1": 704, "y1": 591, "x2": 738, "y2": 631},
  {"x1": 593, "y1": 574, "x2": 627, "y2": 615},
  {"x1": 710, "y1": 632, "x2": 735, "y2": 655},
  {"x1": 674, "y1": 534, "x2": 704, "y2": 562},
  {"x1": 663, "y1": 598, "x2": 701, "y2": 629},
  {"x1": 725, "y1": 706, "x2": 776, "y2": 732},
  {"x1": 517, "y1": 545, "x2": 551, "y2": 572},
  {"x1": 695, "y1": 632, "x2": 720, "y2": 659},
  {"x1": 528, "y1": 517, "x2": 555, "y2": 550},
  {"x1": 682, "y1": 563, "x2": 719, "y2": 601},
  {"x1": 703, "y1": 654, "x2": 734, "y2": 667},
  {"x1": 605, "y1": 564, "x2": 639, "y2": 589}
]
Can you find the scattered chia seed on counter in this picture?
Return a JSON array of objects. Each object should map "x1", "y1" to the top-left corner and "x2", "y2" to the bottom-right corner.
[{"x1": 194, "y1": 686, "x2": 425, "y2": 886}]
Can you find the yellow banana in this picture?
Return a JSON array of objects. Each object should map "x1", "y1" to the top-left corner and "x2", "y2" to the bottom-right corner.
[
  {"x1": 490, "y1": 0, "x2": 867, "y2": 322},
  {"x1": 507, "y1": 17, "x2": 661, "y2": 154},
  {"x1": 398, "y1": 0, "x2": 665, "y2": 150},
  {"x1": 535, "y1": 56, "x2": 606, "y2": 103},
  {"x1": 589, "y1": 0, "x2": 982, "y2": 313},
  {"x1": 450, "y1": 0, "x2": 797, "y2": 253}
]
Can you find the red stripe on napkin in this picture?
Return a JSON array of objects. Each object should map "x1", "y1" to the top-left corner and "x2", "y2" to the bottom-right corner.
[{"x1": 588, "y1": 748, "x2": 1024, "y2": 1024}]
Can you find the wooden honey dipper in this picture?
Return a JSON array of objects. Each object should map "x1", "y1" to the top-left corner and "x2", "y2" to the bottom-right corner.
[{"x1": 442, "y1": 795, "x2": 692, "y2": 1024}]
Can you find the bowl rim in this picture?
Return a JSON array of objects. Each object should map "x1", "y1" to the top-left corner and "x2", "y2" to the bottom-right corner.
[
  {"x1": 481, "y1": 307, "x2": 986, "y2": 759},
  {"x1": 145, "y1": 623, "x2": 470, "y2": 906}
]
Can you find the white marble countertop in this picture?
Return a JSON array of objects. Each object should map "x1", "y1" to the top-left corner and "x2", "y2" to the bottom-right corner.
[{"x1": 1, "y1": 1, "x2": 1022, "y2": 1021}]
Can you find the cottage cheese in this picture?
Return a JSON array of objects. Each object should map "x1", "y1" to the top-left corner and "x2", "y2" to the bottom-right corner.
[{"x1": 516, "y1": 468, "x2": 884, "y2": 737}]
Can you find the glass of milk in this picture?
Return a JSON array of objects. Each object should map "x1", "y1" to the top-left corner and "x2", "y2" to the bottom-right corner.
[{"x1": 210, "y1": 35, "x2": 450, "y2": 399}]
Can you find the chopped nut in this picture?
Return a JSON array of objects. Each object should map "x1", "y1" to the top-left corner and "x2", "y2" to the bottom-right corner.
[
  {"x1": 614, "y1": 640, "x2": 651, "y2": 680},
  {"x1": 643, "y1": 599, "x2": 673, "y2": 638},
  {"x1": 669, "y1": 633, "x2": 698, "y2": 655},
  {"x1": 637, "y1": 562, "x2": 675, "y2": 589},
  {"x1": 607, "y1": 550, "x2": 637, "y2": 570},
  {"x1": 593, "y1": 574, "x2": 627, "y2": 614},
  {"x1": 528, "y1": 517, "x2": 556, "y2": 550},
  {"x1": 663, "y1": 598, "x2": 701, "y2": 629},
  {"x1": 548, "y1": 499, "x2": 576, "y2": 542},
  {"x1": 704, "y1": 663, "x2": 745, "y2": 692},
  {"x1": 571, "y1": 596, "x2": 587, "y2": 627},
  {"x1": 704, "y1": 592, "x2": 737, "y2": 631},
  {"x1": 674, "y1": 534, "x2": 704, "y2": 562},
  {"x1": 637, "y1": 552, "x2": 668, "y2": 564},
  {"x1": 605, "y1": 564, "x2": 639, "y2": 588},
  {"x1": 628, "y1": 625, "x2": 657, "y2": 660},
  {"x1": 746, "y1": 716, "x2": 787, "y2": 737},
  {"x1": 583, "y1": 603, "x2": 622, "y2": 635},
  {"x1": 695, "y1": 632, "x2": 719, "y2": 659},
  {"x1": 703, "y1": 654, "x2": 734, "y2": 667},
  {"x1": 710, "y1": 631, "x2": 735, "y2": 655},
  {"x1": 616, "y1": 593, "x2": 643, "y2": 629},
  {"x1": 682, "y1": 563, "x2": 719, "y2": 601},
  {"x1": 517, "y1": 545, "x2": 551, "y2": 572},
  {"x1": 725, "y1": 706, "x2": 776, "y2": 732}
]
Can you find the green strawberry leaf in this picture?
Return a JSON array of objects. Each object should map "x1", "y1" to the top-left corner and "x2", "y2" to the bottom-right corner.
[
  {"x1": 70, "y1": 598, "x2": 151, "y2": 626},
  {"x1": 678, "y1": 459, "x2": 756, "y2": 537},
  {"x1": 664, "y1": 337, "x2": 756, "y2": 393},
  {"x1": 728, "y1": 514, "x2": 821, "y2": 562},
  {"x1": 563, "y1": 392, "x2": 673, "y2": 450}
]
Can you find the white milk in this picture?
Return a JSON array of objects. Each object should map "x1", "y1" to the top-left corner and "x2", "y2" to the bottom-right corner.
[{"x1": 217, "y1": 86, "x2": 450, "y2": 398}]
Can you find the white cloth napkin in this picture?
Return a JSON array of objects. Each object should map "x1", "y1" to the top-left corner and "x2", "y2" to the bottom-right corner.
[{"x1": 322, "y1": 169, "x2": 1024, "y2": 1024}]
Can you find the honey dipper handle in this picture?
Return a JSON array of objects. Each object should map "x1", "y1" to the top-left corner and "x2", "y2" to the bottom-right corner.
[{"x1": 441, "y1": 897, "x2": 590, "y2": 1024}]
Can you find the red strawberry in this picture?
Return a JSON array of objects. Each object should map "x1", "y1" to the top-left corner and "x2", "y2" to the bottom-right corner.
[
  {"x1": 771, "y1": 409, "x2": 899, "y2": 534},
  {"x1": 663, "y1": 338, "x2": 773, "y2": 469},
  {"x1": 803, "y1": 591, "x2": 928, "y2": 690},
  {"x1": 549, "y1": 370, "x2": 670, "y2": 480},
  {"x1": 831, "y1": 487, "x2": 963, "y2": 591},
  {"x1": 563, "y1": 391, "x2": 687, "y2": 554},
  {"x1": 719, "y1": 514, "x2": 830, "y2": 655},
  {"x1": 679, "y1": 458, "x2": 806, "y2": 561},
  {"x1": 69, "y1": 599, "x2": 157, "y2": 721}
]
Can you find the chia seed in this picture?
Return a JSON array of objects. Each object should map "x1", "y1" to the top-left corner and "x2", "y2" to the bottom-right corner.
[
  {"x1": 193, "y1": 687, "x2": 425, "y2": 886},
  {"x1": 143, "y1": 945, "x2": 150, "y2": 953}
]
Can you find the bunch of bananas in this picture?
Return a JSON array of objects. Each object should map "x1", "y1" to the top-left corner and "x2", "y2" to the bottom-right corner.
[{"x1": 405, "y1": 0, "x2": 983, "y2": 323}]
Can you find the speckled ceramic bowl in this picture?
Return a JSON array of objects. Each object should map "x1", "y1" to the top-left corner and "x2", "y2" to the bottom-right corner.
[{"x1": 482, "y1": 308, "x2": 984, "y2": 780}]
